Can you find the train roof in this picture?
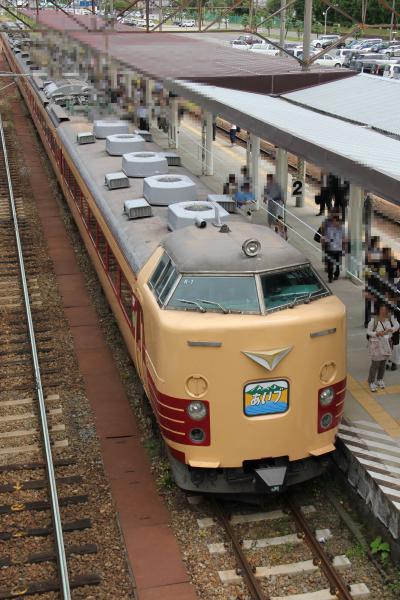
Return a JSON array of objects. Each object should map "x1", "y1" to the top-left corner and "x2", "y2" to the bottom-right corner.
[
  {"x1": 57, "y1": 120, "x2": 309, "y2": 276},
  {"x1": 163, "y1": 224, "x2": 306, "y2": 274}
]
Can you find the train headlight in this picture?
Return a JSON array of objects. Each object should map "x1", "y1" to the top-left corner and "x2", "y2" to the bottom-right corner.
[
  {"x1": 320, "y1": 413, "x2": 333, "y2": 430},
  {"x1": 242, "y1": 238, "x2": 261, "y2": 257},
  {"x1": 319, "y1": 387, "x2": 334, "y2": 406},
  {"x1": 189, "y1": 428, "x2": 206, "y2": 443},
  {"x1": 187, "y1": 401, "x2": 207, "y2": 421}
]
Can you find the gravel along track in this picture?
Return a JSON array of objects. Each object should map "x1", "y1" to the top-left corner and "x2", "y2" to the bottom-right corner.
[{"x1": 0, "y1": 97, "x2": 134, "y2": 598}]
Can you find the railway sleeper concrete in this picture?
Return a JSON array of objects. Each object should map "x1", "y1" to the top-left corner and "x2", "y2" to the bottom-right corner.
[
  {"x1": 218, "y1": 555, "x2": 350, "y2": 584},
  {"x1": 270, "y1": 583, "x2": 370, "y2": 600},
  {"x1": 334, "y1": 440, "x2": 400, "y2": 559},
  {"x1": 208, "y1": 529, "x2": 332, "y2": 554},
  {"x1": 255, "y1": 555, "x2": 350, "y2": 578},
  {"x1": 198, "y1": 506, "x2": 316, "y2": 529}
]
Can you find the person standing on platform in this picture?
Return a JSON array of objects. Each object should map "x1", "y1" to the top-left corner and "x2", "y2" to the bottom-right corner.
[
  {"x1": 321, "y1": 210, "x2": 345, "y2": 283},
  {"x1": 264, "y1": 173, "x2": 284, "y2": 228},
  {"x1": 229, "y1": 124, "x2": 237, "y2": 146},
  {"x1": 367, "y1": 304, "x2": 399, "y2": 392},
  {"x1": 316, "y1": 171, "x2": 332, "y2": 216},
  {"x1": 386, "y1": 263, "x2": 400, "y2": 371}
]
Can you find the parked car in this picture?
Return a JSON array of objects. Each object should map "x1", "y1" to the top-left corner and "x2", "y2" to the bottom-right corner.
[
  {"x1": 134, "y1": 18, "x2": 155, "y2": 27},
  {"x1": 383, "y1": 63, "x2": 400, "y2": 78},
  {"x1": 351, "y1": 38, "x2": 382, "y2": 50},
  {"x1": 248, "y1": 43, "x2": 279, "y2": 56},
  {"x1": 313, "y1": 53, "x2": 342, "y2": 67},
  {"x1": 230, "y1": 35, "x2": 260, "y2": 47},
  {"x1": 287, "y1": 45, "x2": 317, "y2": 58},
  {"x1": 311, "y1": 34, "x2": 340, "y2": 49},
  {"x1": 332, "y1": 48, "x2": 353, "y2": 66},
  {"x1": 180, "y1": 19, "x2": 195, "y2": 27}
]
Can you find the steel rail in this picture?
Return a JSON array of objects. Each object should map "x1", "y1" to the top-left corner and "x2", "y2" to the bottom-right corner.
[
  {"x1": 0, "y1": 114, "x2": 72, "y2": 600},
  {"x1": 212, "y1": 498, "x2": 268, "y2": 600},
  {"x1": 287, "y1": 497, "x2": 353, "y2": 600}
]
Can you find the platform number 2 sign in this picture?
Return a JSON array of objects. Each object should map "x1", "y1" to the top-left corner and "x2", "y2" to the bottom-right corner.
[{"x1": 292, "y1": 180, "x2": 303, "y2": 197}]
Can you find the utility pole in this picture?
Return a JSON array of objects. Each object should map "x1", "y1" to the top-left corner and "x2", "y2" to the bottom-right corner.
[
  {"x1": 390, "y1": 0, "x2": 395, "y2": 41},
  {"x1": 279, "y1": 0, "x2": 286, "y2": 56},
  {"x1": 302, "y1": 0, "x2": 313, "y2": 70}
]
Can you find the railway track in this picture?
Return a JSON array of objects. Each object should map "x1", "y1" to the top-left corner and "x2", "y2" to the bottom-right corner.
[
  {"x1": 0, "y1": 115, "x2": 99, "y2": 598},
  {"x1": 197, "y1": 495, "x2": 371, "y2": 600}
]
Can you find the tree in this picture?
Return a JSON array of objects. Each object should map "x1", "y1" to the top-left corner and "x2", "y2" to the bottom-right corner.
[
  {"x1": 295, "y1": 19, "x2": 303, "y2": 40},
  {"x1": 331, "y1": 22, "x2": 341, "y2": 35},
  {"x1": 313, "y1": 21, "x2": 323, "y2": 37}
]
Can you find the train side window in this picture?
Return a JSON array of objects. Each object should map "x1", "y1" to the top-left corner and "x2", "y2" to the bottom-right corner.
[
  {"x1": 148, "y1": 253, "x2": 179, "y2": 306},
  {"x1": 97, "y1": 226, "x2": 107, "y2": 266},
  {"x1": 120, "y1": 271, "x2": 133, "y2": 323},
  {"x1": 88, "y1": 209, "x2": 97, "y2": 242},
  {"x1": 108, "y1": 248, "x2": 119, "y2": 291}
]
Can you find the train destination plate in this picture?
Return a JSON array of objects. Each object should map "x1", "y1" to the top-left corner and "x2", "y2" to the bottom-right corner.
[{"x1": 244, "y1": 380, "x2": 289, "y2": 417}]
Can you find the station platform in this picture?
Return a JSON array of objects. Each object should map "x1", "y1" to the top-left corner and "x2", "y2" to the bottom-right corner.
[{"x1": 152, "y1": 117, "x2": 400, "y2": 541}]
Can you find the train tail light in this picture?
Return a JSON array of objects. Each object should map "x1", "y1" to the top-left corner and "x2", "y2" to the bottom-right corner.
[{"x1": 318, "y1": 379, "x2": 346, "y2": 433}]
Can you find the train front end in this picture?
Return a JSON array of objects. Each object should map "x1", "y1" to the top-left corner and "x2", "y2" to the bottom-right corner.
[{"x1": 139, "y1": 223, "x2": 346, "y2": 495}]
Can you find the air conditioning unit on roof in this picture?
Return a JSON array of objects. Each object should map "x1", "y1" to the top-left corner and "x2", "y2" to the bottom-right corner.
[
  {"x1": 77, "y1": 131, "x2": 95, "y2": 145},
  {"x1": 134, "y1": 129, "x2": 153, "y2": 142},
  {"x1": 159, "y1": 152, "x2": 182, "y2": 167},
  {"x1": 123, "y1": 198, "x2": 153, "y2": 220},
  {"x1": 105, "y1": 171, "x2": 130, "y2": 190}
]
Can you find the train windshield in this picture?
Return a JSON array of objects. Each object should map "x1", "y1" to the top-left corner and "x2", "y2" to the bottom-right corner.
[
  {"x1": 260, "y1": 266, "x2": 328, "y2": 311},
  {"x1": 168, "y1": 275, "x2": 260, "y2": 314}
]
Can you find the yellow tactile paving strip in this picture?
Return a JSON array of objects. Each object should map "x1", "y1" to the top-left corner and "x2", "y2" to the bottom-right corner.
[{"x1": 347, "y1": 375, "x2": 400, "y2": 439}]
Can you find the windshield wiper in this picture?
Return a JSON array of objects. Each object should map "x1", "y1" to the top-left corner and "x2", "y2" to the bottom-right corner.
[
  {"x1": 177, "y1": 299, "x2": 207, "y2": 313},
  {"x1": 196, "y1": 299, "x2": 229, "y2": 314},
  {"x1": 289, "y1": 292, "x2": 312, "y2": 309}
]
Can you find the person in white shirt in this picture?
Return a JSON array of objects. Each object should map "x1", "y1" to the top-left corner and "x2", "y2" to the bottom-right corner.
[
  {"x1": 321, "y1": 211, "x2": 345, "y2": 283},
  {"x1": 367, "y1": 304, "x2": 399, "y2": 392}
]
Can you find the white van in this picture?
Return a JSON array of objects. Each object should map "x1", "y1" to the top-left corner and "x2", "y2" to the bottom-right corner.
[{"x1": 383, "y1": 63, "x2": 400, "y2": 79}]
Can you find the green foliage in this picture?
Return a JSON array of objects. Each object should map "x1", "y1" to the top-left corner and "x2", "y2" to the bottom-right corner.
[
  {"x1": 331, "y1": 22, "x2": 341, "y2": 35},
  {"x1": 295, "y1": 19, "x2": 303, "y2": 40},
  {"x1": 241, "y1": 14, "x2": 249, "y2": 28},
  {"x1": 313, "y1": 21, "x2": 323, "y2": 36},
  {"x1": 345, "y1": 543, "x2": 367, "y2": 560},
  {"x1": 370, "y1": 536, "x2": 390, "y2": 564},
  {"x1": 158, "y1": 470, "x2": 175, "y2": 489}
]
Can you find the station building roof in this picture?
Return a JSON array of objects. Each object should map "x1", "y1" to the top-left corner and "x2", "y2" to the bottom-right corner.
[
  {"x1": 22, "y1": 9, "x2": 354, "y2": 95},
  {"x1": 282, "y1": 73, "x2": 400, "y2": 139},
  {"x1": 167, "y1": 80, "x2": 400, "y2": 205}
]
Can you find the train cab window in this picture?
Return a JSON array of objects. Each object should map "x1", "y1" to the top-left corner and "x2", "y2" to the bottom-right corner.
[
  {"x1": 148, "y1": 254, "x2": 178, "y2": 306},
  {"x1": 260, "y1": 266, "x2": 328, "y2": 312},
  {"x1": 168, "y1": 275, "x2": 260, "y2": 314}
]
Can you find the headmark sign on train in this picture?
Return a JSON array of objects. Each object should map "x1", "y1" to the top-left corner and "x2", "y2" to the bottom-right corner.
[{"x1": 244, "y1": 380, "x2": 289, "y2": 417}]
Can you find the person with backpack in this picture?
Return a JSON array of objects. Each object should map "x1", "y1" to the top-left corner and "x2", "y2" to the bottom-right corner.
[{"x1": 367, "y1": 304, "x2": 399, "y2": 392}]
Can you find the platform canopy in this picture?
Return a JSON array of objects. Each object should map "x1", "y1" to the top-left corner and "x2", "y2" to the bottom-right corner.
[
  {"x1": 22, "y1": 8, "x2": 354, "y2": 95},
  {"x1": 167, "y1": 80, "x2": 400, "y2": 205},
  {"x1": 282, "y1": 73, "x2": 400, "y2": 139}
]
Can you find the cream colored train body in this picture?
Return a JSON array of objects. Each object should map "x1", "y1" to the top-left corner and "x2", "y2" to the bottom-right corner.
[{"x1": 3, "y1": 34, "x2": 347, "y2": 495}]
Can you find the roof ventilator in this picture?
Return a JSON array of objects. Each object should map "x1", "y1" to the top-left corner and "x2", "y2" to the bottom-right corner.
[
  {"x1": 122, "y1": 152, "x2": 168, "y2": 178},
  {"x1": 143, "y1": 174, "x2": 197, "y2": 206},
  {"x1": 105, "y1": 171, "x2": 130, "y2": 190},
  {"x1": 168, "y1": 201, "x2": 229, "y2": 231},
  {"x1": 123, "y1": 198, "x2": 153, "y2": 220},
  {"x1": 77, "y1": 131, "x2": 95, "y2": 145},
  {"x1": 106, "y1": 133, "x2": 145, "y2": 156},
  {"x1": 94, "y1": 120, "x2": 129, "y2": 139}
]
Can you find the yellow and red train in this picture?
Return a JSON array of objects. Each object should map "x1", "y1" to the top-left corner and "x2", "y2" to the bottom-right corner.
[{"x1": 3, "y1": 32, "x2": 347, "y2": 495}]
